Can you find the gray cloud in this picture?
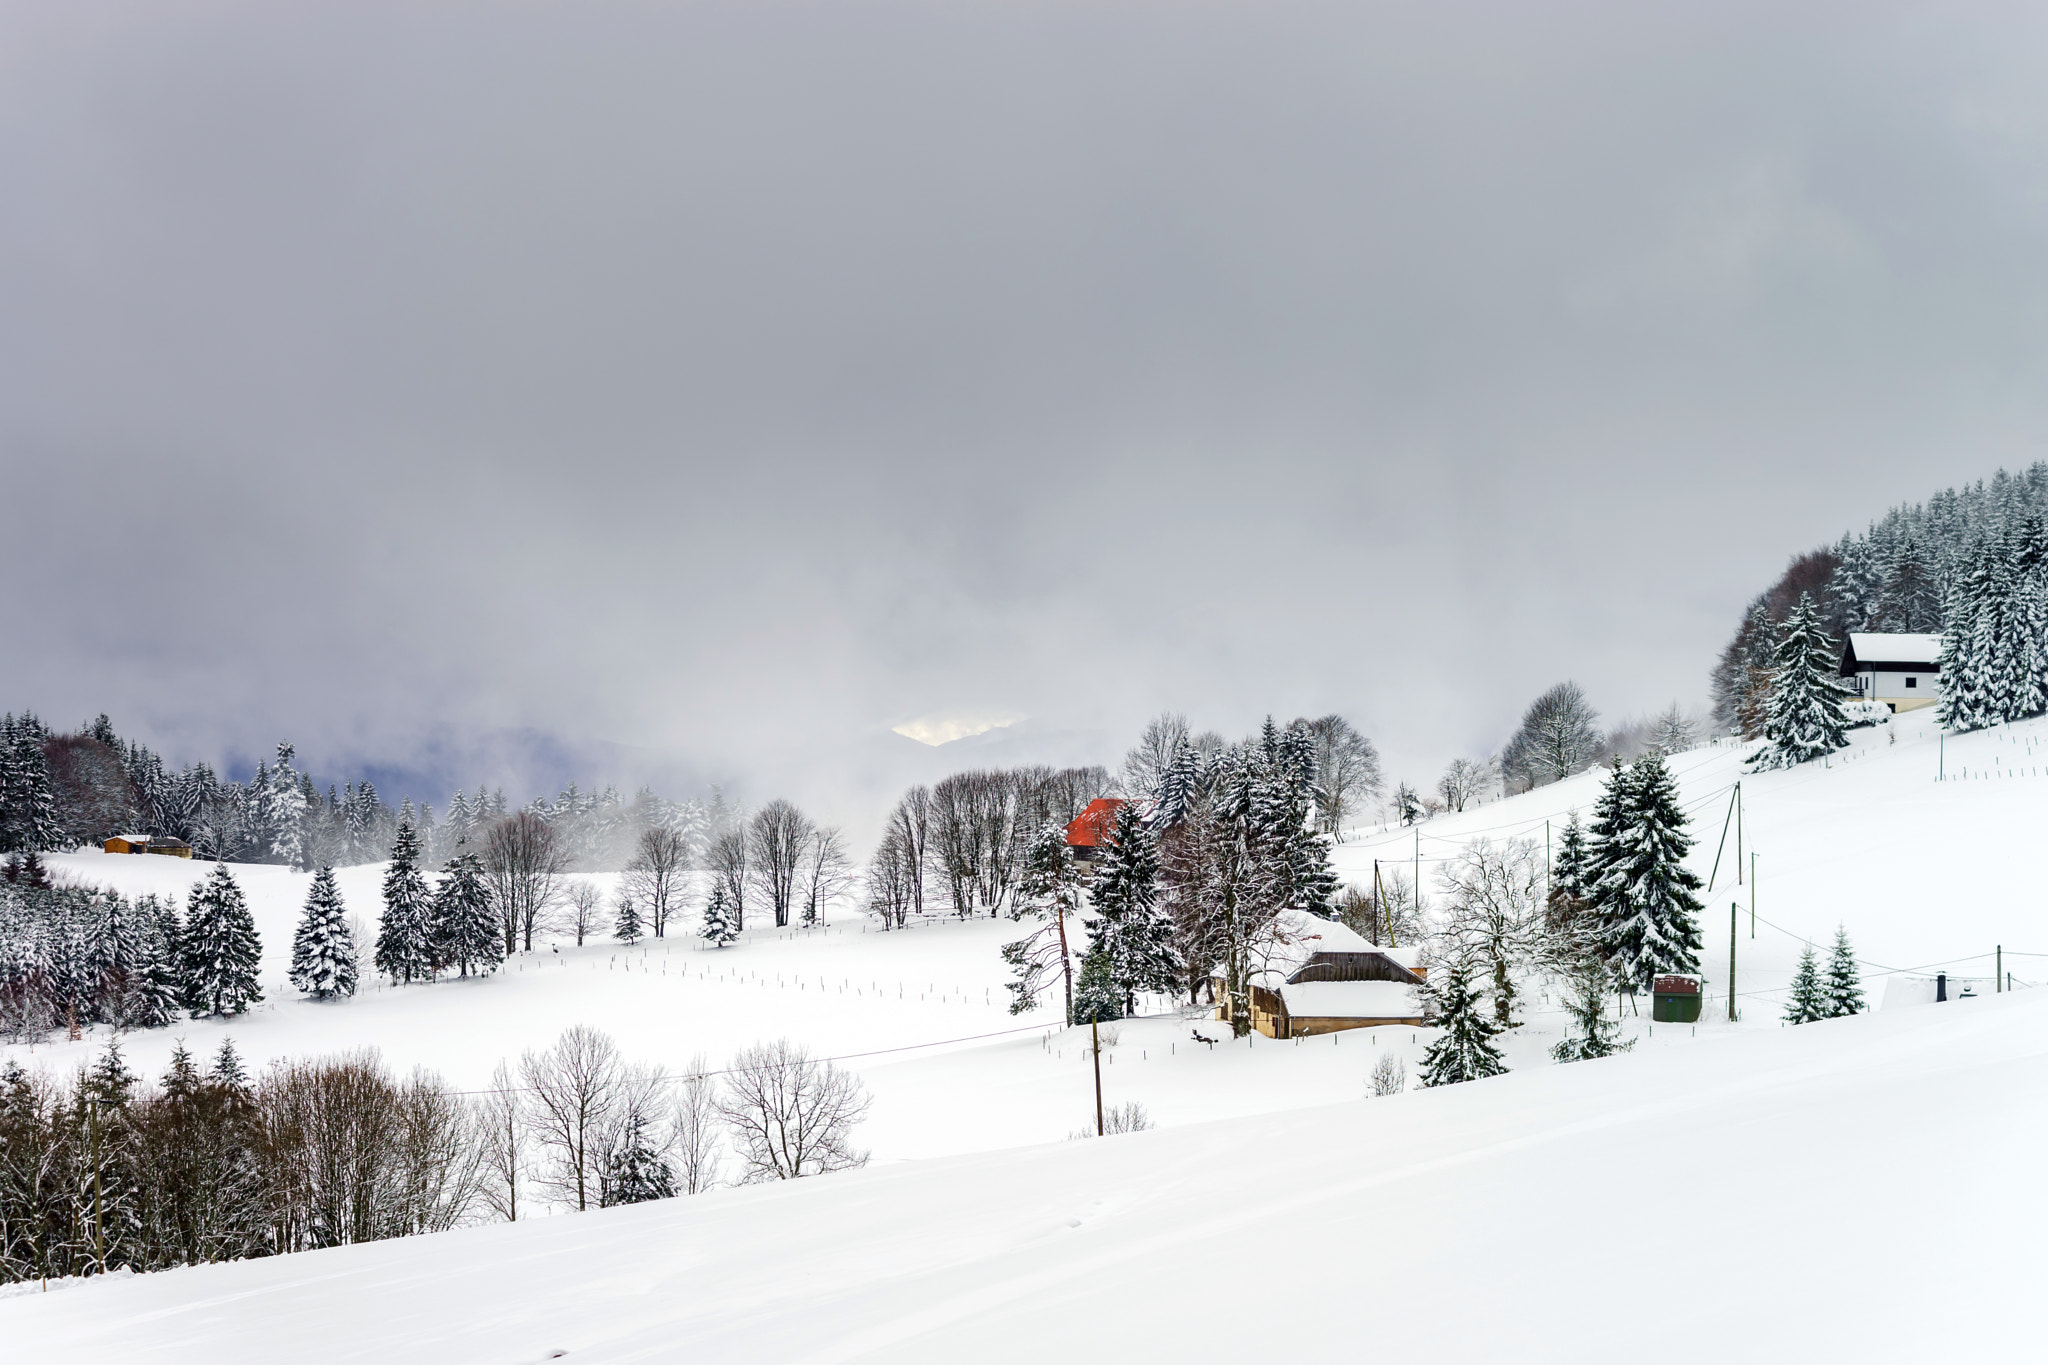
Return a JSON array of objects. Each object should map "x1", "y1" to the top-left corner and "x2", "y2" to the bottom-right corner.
[{"x1": 6, "y1": 1, "x2": 2048, "y2": 824}]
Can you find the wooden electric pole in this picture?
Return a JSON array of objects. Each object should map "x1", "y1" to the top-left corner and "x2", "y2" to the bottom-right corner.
[
  {"x1": 1091, "y1": 1017, "x2": 1104, "y2": 1136},
  {"x1": 1729, "y1": 902, "x2": 1738, "y2": 1022}
]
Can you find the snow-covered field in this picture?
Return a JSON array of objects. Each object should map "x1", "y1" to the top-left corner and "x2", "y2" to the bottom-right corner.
[
  {"x1": 7, "y1": 706, "x2": 2047, "y2": 1359},
  {"x1": 9, "y1": 972, "x2": 2043, "y2": 1362}
]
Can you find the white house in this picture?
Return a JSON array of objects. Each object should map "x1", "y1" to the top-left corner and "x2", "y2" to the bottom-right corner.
[{"x1": 1839, "y1": 632, "x2": 1942, "y2": 713}]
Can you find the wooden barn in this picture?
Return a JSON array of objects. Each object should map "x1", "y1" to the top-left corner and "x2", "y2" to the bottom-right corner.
[
  {"x1": 102, "y1": 834, "x2": 194, "y2": 859},
  {"x1": 1214, "y1": 909, "x2": 1430, "y2": 1038},
  {"x1": 1839, "y1": 632, "x2": 1941, "y2": 713}
]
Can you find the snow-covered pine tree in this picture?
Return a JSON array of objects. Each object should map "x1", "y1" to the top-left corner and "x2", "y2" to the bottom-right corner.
[
  {"x1": 1085, "y1": 801, "x2": 1180, "y2": 1015},
  {"x1": 289, "y1": 866, "x2": 358, "y2": 998},
  {"x1": 1153, "y1": 735, "x2": 1196, "y2": 829},
  {"x1": 1823, "y1": 926, "x2": 1865, "y2": 1018},
  {"x1": 1070, "y1": 947, "x2": 1121, "y2": 1024},
  {"x1": 1548, "y1": 810, "x2": 1593, "y2": 943},
  {"x1": 599, "y1": 1110, "x2": 676, "y2": 1206},
  {"x1": 1783, "y1": 945, "x2": 1827, "y2": 1024},
  {"x1": 1006, "y1": 821, "x2": 1084, "y2": 1021},
  {"x1": 1, "y1": 731, "x2": 61, "y2": 854},
  {"x1": 209, "y1": 1037, "x2": 250, "y2": 1089},
  {"x1": 180, "y1": 863, "x2": 263, "y2": 1017},
  {"x1": 1590, "y1": 753, "x2": 1705, "y2": 997},
  {"x1": 431, "y1": 851, "x2": 502, "y2": 976},
  {"x1": 1548, "y1": 960, "x2": 1635, "y2": 1062},
  {"x1": 123, "y1": 894, "x2": 183, "y2": 1029},
  {"x1": 1748, "y1": 592, "x2": 1850, "y2": 771},
  {"x1": 613, "y1": 891, "x2": 644, "y2": 945},
  {"x1": 1417, "y1": 962, "x2": 1506, "y2": 1086},
  {"x1": 1938, "y1": 549, "x2": 1994, "y2": 732},
  {"x1": 375, "y1": 821, "x2": 435, "y2": 984},
  {"x1": 700, "y1": 884, "x2": 739, "y2": 947}
]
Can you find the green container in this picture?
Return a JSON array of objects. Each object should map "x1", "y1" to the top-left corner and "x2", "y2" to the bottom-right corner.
[{"x1": 1653, "y1": 990, "x2": 1702, "y2": 1023}]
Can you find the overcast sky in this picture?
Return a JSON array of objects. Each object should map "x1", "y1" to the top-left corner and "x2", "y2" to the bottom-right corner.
[{"x1": 5, "y1": 1, "x2": 2048, "y2": 825}]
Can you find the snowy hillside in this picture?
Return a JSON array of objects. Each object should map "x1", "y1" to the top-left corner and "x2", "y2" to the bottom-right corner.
[
  {"x1": 9, "y1": 978, "x2": 2044, "y2": 1362},
  {"x1": 1340, "y1": 705, "x2": 2048, "y2": 1010},
  {"x1": 7, "y1": 705, "x2": 2048, "y2": 1164}
]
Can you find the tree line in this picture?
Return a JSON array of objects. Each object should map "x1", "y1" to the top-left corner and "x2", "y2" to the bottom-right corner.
[
  {"x1": 0, "y1": 714, "x2": 714, "y2": 873},
  {"x1": 0, "y1": 1026, "x2": 869, "y2": 1285}
]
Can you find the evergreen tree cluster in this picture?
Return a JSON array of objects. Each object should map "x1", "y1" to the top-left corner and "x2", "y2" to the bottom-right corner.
[
  {"x1": 1748, "y1": 593, "x2": 1851, "y2": 771},
  {"x1": 0, "y1": 710, "x2": 717, "y2": 874},
  {"x1": 1714, "y1": 464, "x2": 2048, "y2": 734},
  {"x1": 1783, "y1": 927, "x2": 1866, "y2": 1024},
  {"x1": 0, "y1": 879, "x2": 184, "y2": 1040}
]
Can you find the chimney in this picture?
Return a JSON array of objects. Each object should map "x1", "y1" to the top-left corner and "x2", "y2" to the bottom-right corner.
[{"x1": 1935, "y1": 973, "x2": 1947, "y2": 1003}]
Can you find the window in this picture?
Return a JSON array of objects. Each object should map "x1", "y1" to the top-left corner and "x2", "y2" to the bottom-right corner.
[{"x1": 1905, "y1": 677, "x2": 1917, "y2": 688}]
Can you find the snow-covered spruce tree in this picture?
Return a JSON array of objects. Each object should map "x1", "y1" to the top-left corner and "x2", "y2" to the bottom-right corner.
[
  {"x1": 432, "y1": 851, "x2": 503, "y2": 977},
  {"x1": 1085, "y1": 801, "x2": 1180, "y2": 1015},
  {"x1": 1938, "y1": 548, "x2": 1995, "y2": 732},
  {"x1": 1590, "y1": 753, "x2": 1704, "y2": 998},
  {"x1": 1152, "y1": 735, "x2": 1197, "y2": 829},
  {"x1": 375, "y1": 822, "x2": 436, "y2": 984},
  {"x1": 1783, "y1": 946, "x2": 1827, "y2": 1024},
  {"x1": 1824, "y1": 926, "x2": 1865, "y2": 1018},
  {"x1": 1748, "y1": 593, "x2": 1849, "y2": 771},
  {"x1": 700, "y1": 884, "x2": 739, "y2": 947},
  {"x1": 1070, "y1": 947, "x2": 1122, "y2": 1024},
  {"x1": 123, "y1": 895, "x2": 183, "y2": 1029},
  {"x1": 1418, "y1": 962, "x2": 1507, "y2": 1087},
  {"x1": 599, "y1": 1110, "x2": 677, "y2": 1207},
  {"x1": 1, "y1": 730, "x2": 62, "y2": 854},
  {"x1": 210, "y1": 1037, "x2": 250, "y2": 1089},
  {"x1": 289, "y1": 865, "x2": 357, "y2": 999},
  {"x1": 613, "y1": 891, "x2": 644, "y2": 945},
  {"x1": 180, "y1": 862, "x2": 263, "y2": 1017},
  {"x1": 1547, "y1": 810, "x2": 1594, "y2": 948},
  {"x1": 1004, "y1": 821, "x2": 1084, "y2": 1021},
  {"x1": 1549, "y1": 961, "x2": 1635, "y2": 1062}
]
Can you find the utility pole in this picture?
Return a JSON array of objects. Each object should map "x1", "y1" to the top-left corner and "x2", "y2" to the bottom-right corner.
[
  {"x1": 1997, "y1": 945, "x2": 2003, "y2": 993},
  {"x1": 1750, "y1": 853, "x2": 1757, "y2": 938},
  {"x1": 1729, "y1": 902, "x2": 1738, "y2": 1022},
  {"x1": 1091, "y1": 1017, "x2": 1104, "y2": 1136},
  {"x1": 1414, "y1": 829, "x2": 1421, "y2": 919},
  {"x1": 1735, "y1": 782, "x2": 1743, "y2": 885}
]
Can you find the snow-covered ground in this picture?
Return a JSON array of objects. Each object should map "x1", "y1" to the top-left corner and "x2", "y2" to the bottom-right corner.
[
  {"x1": 6, "y1": 705, "x2": 2046, "y2": 1162},
  {"x1": 8, "y1": 707, "x2": 2048, "y2": 1357},
  {"x1": 9, "y1": 975, "x2": 2043, "y2": 1362}
]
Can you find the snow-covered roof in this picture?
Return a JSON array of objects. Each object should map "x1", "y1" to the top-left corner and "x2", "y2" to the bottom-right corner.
[
  {"x1": 1278, "y1": 980, "x2": 1428, "y2": 1021},
  {"x1": 1237, "y1": 910, "x2": 1423, "y2": 989},
  {"x1": 113, "y1": 833, "x2": 150, "y2": 843},
  {"x1": 1844, "y1": 633, "x2": 1942, "y2": 668}
]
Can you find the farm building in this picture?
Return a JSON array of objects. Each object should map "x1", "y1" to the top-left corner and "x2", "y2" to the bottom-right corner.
[
  {"x1": 1839, "y1": 632, "x2": 1941, "y2": 713},
  {"x1": 102, "y1": 834, "x2": 194, "y2": 858},
  {"x1": 1214, "y1": 909, "x2": 1429, "y2": 1038},
  {"x1": 1063, "y1": 798, "x2": 1126, "y2": 863}
]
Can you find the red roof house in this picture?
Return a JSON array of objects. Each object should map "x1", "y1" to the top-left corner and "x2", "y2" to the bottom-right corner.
[{"x1": 1063, "y1": 798, "x2": 1125, "y2": 861}]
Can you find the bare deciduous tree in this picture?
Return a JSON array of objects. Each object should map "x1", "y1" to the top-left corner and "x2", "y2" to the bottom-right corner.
[
  {"x1": 668, "y1": 1053, "x2": 722, "y2": 1195},
  {"x1": 564, "y1": 880, "x2": 604, "y2": 947},
  {"x1": 797, "y1": 826, "x2": 854, "y2": 926},
  {"x1": 520, "y1": 1025, "x2": 623, "y2": 1212},
  {"x1": 481, "y1": 812, "x2": 566, "y2": 954},
  {"x1": 1297, "y1": 715, "x2": 1383, "y2": 835},
  {"x1": 1118, "y1": 712, "x2": 1189, "y2": 799},
  {"x1": 865, "y1": 824, "x2": 919, "y2": 930},
  {"x1": 705, "y1": 826, "x2": 751, "y2": 932},
  {"x1": 1433, "y1": 838, "x2": 1550, "y2": 1028},
  {"x1": 476, "y1": 1060, "x2": 524, "y2": 1222},
  {"x1": 717, "y1": 1039, "x2": 870, "y2": 1182},
  {"x1": 1500, "y1": 682, "x2": 1602, "y2": 792},
  {"x1": 1436, "y1": 755, "x2": 1497, "y2": 813},
  {"x1": 622, "y1": 826, "x2": 690, "y2": 938},
  {"x1": 748, "y1": 800, "x2": 816, "y2": 929}
]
